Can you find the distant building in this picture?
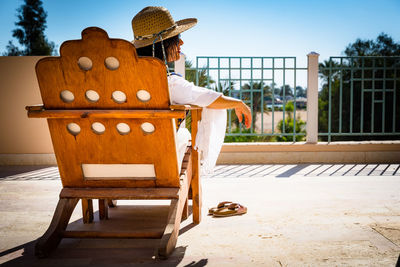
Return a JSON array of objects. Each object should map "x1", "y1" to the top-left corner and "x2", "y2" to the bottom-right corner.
[{"x1": 295, "y1": 97, "x2": 307, "y2": 108}]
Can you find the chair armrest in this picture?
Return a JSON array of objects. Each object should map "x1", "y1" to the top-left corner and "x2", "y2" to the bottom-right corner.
[
  {"x1": 26, "y1": 104, "x2": 44, "y2": 111},
  {"x1": 169, "y1": 105, "x2": 202, "y2": 111},
  {"x1": 26, "y1": 105, "x2": 186, "y2": 119}
]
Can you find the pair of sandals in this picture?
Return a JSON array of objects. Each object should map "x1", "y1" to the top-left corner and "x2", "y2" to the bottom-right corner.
[{"x1": 208, "y1": 201, "x2": 247, "y2": 217}]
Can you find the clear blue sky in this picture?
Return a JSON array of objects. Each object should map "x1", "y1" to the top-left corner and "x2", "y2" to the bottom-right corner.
[{"x1": 1, "y1": 0, "x2": 399, "y2": 68}]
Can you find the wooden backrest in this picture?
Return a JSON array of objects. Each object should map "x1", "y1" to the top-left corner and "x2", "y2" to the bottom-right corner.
[{"x1": 36, "y1": 27, "x2": 180, "y2": 188}]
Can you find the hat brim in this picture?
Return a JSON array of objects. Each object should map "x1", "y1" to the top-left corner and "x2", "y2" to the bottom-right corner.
[{"x1": 133, "y1": 18, "x2": 197, "y2": 48}]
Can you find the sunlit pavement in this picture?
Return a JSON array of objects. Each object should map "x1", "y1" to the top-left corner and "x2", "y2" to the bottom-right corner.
[{"x1": 1, "y1": 164, "x2": 399, "y2": 266}]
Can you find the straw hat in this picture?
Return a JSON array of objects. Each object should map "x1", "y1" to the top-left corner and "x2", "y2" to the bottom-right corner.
[{"x1": 132, "y1": 6, "x2": 197, "y2": 48}]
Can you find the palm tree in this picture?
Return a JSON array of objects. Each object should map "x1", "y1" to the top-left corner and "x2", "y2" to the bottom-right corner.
[
  {"x1": 184, "y1": 60, "x2": 215, "y2": 88},
  {"x1": 318, "y1": 59, "x2": 341, "y2": 83}
]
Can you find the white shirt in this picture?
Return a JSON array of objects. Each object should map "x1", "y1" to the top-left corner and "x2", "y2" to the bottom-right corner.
[
  {"x1": 168, "y1": 74, "x2": 222, "y2": 107},
  {"x1": 168, "y1": 74, "x2": 227, "y2": 174}
]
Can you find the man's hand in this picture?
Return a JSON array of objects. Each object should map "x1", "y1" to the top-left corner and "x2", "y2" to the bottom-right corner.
[{"x1": 235, "y1": 102, "x2": 252, "y2": 129}]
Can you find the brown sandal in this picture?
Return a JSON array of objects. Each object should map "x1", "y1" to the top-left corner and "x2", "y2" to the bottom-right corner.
[
  {"x1": 212, "y1": 203, "x2": 247, "y2": 217},
  {"x1": 208, "y1": 201, "x2": 232, "y2": 215}
]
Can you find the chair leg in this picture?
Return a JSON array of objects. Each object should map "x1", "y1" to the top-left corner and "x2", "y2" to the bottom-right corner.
[
  {"x1": 98, "y1": 199, "x2": 108, "y2": 220},
  {"x1": 190, "y1": 108, "x2": 202, "y2": 224},
  {"x1": 191, "y1": 167, "x2": 202, "y2": 224},
  {"x1": 35, "y1": 198, "x2": 79, "y2": 258},
  {"x1": 158, "y1": 199, "x2": 184, "y2": 259},
  {"x1": 107, "y1": 199, "x2": 117, "y2": 208},
  {"x1": 182, "y1": 197, "x2": 189, "y2": 221},
  {"x1": 81, "y1": 198, "x2": 93, "y2": 224}
]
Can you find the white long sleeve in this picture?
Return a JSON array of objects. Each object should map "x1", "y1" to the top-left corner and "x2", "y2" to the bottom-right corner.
[
  {"x1": 168, "y1": 75, "x2": 226, "y2": 173},
  {"x1": 168, "y1": 75, "x2": 222, "y2": 106}
]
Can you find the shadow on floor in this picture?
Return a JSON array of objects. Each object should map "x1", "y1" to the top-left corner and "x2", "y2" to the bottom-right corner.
[
  {"x1": 210, "y1": 163, "x2": 400, "y2": 178},
  {"x1": 0, "y1": 241, "x2": 194, "y2": 266},
  {"x1": 0, "y1": 165, "x2": 55, "y2": 178},
  {"x1": 1, "y1": 164, "x2": 399, "y2": 181},
  {"x1": 0, "y1": 205, "x2": 201, "y2": 266}
]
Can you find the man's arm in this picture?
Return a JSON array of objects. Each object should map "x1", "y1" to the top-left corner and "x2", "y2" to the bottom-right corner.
[{"x1": 207, "y1": 96, "x2": 252, "y2": 129}]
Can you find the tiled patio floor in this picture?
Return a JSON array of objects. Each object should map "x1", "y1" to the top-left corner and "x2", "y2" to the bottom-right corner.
[
  {"x1": 0, "y1": 164, "x2": 399, "y2": 266},
  {"x1": 2, "y1": 163, "x2": 400, "y2": 181}
]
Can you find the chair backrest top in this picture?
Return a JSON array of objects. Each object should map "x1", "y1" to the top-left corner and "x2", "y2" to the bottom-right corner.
[{"x1": 36, "y1": 27, "x2": 171, "y2": 110}]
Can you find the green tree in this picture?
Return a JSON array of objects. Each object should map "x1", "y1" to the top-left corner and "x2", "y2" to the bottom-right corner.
[
  {"x1": 344, "y1": 33, "x2": 400, "y2": 56},
  {"x1": 318, "y1": 33, "x2": 400, "y2": 141},
  {"x1": 3, "y1": 0, "x2": 56, "y2": 56},
  {"x1": 295, "y1": 86, "x2": 307, "y2": 98},
  {"x1": 279, "y1": 85, "x2": 293, "y2": 98},
  {"x1": 224, "y1": 128, "x2": 275, "y2": 142},
  {"x1": 276, "y1": 101, "x2": 306, "y2": 142}
]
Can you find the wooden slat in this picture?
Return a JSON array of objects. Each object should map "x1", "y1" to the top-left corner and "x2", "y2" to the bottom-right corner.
[
  {"x1": 27, "y1": 104, "x2": 202, "y2": 112},
  {"x1": 179, "y1": 147, "x2": 191, "y2": 176},
  {"x1": 27, "y1": 109, "x2": 185, "y2": 119},
  {"x1": 26, "y1": 104, "x2": 44, "y2": 111},
  {"x1": 60, "y1": 188, "x2": 180, "y2": 199},
  {"x1": 62, "y1": 230, "x2": 163, "y2": 239}
]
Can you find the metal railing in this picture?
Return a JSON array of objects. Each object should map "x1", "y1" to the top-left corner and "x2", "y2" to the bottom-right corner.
[
  {"x1": 319, "y1": 56, "x2": 400, "y2": 142},
  {"x1": 174, "y1": 54, "x2": 399, "y2": 143},
  {"x1": 193, "y1": 56, "x2": 308, "y2": 141}
]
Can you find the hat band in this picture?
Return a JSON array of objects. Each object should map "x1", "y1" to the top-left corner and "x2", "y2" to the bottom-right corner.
[{"x1": 135, "y1": 24, "x2": 177, "y2": 41}]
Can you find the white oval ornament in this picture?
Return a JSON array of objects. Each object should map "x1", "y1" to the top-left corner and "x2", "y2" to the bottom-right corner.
[
  {"x1": 105, "y1": 57, "x2": 120, "y2": 70},
  {"x1": 141, "y1": 122, "x2": 155, "y2": 134},
  {"x1": 136, "y1": 89, "x2": 151, "y2": 102},
  {"x1": 116, "y1": 123, "x2": 131, "y2": 135},
  {"x1": 67, "y1": 123, "x2": 81, "y2": 136},
  {"x1": 85, "y1": 90, "x2": 100, "y2": 102},
  {"x1": 60, "y1": 90, "x2": 74, "y2": 103},
  {"x1": 112, "y1": 90, "x2": 127, "y2": 104},
  {"x1": 78, "y1": 57, "x2": 93, "y2": 71},
  {"x1": 91, "y1": 122, "x2": 106, "y2": 135}
]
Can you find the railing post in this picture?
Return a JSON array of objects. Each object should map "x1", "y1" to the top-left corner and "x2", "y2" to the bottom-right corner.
[
  {"x1": 174, "y1": 53, "x2": 186, "y2": 79},
  {"x1": 306, "y1": 52, "x2": 320, "y2": 143}
]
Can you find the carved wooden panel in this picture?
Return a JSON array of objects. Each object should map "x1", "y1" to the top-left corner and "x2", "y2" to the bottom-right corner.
[{"x1": 36, "y1": 27, "x2": 170, "y2": 109}]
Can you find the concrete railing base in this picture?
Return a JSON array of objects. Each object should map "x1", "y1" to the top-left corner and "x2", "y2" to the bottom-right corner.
[
  {"x1": 217, "y1": 141, "x2": 400, "y2": 164},
  {"x1": 1, "y1": 142, "x2": 399, "y2": 165},
  {"x1": 217, "y1": 151, "x2": 400, "y2": 164}
]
